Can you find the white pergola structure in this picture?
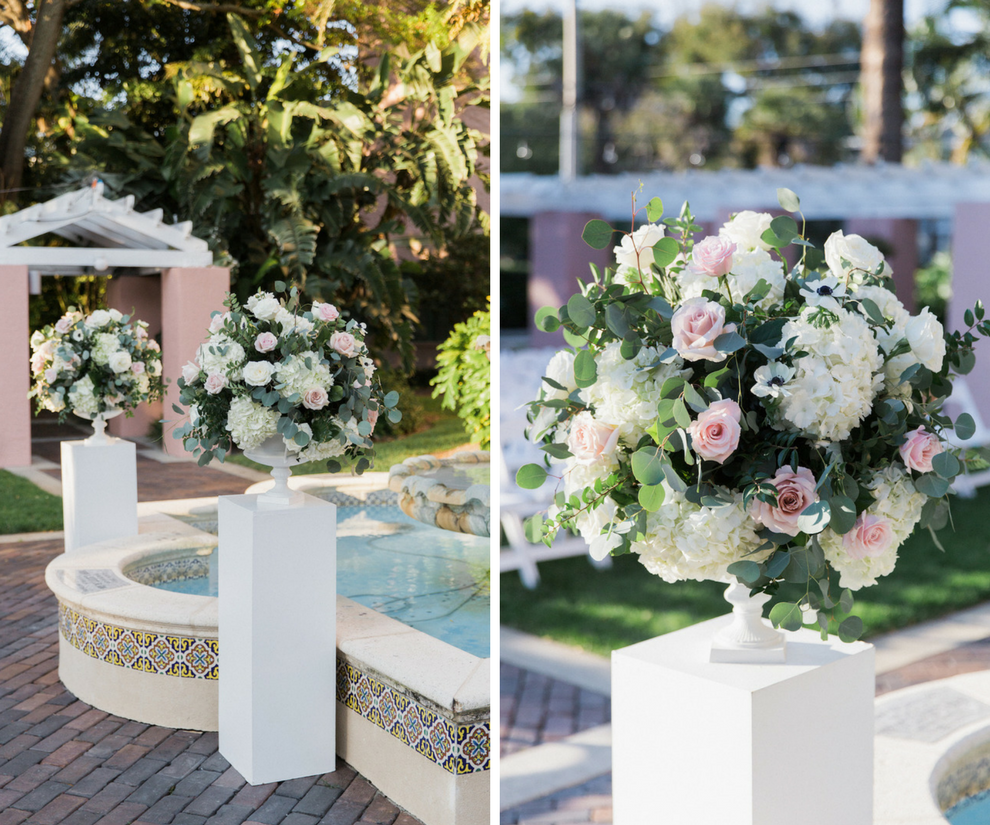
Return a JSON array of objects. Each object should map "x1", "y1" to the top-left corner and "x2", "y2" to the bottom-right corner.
[
  {"x1": 0, "y1": 182, "x2": 230, "y2": 467},
  {"x1": 505, "y1": 160, "x2": 990, "y2": 422}
]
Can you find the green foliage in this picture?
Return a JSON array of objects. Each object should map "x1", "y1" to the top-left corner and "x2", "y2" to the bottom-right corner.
[
  {"x1": 53, "y1": 13, "x2": 488, "y2": 372},
  {"x1": 502, "y1": 4, "x2": 860, "y2": 172},
  {"x1": 915, "y1": 251, "x2": 952, "y2": 324},
  {"x1": 430, "y1": 304, "x2": 490, "y2": 448}
]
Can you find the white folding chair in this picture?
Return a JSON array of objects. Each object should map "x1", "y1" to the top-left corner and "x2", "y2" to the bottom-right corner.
[{"x1": 499, "y1": 346, "x2": 611, "y2": 588}]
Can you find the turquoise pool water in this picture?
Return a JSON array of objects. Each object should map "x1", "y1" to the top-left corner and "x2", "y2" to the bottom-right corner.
[
  {"x1": 151, "y1": 505, "x2": 490, "y2": 658},
  {"x1": 947, "y1": 789, "x2": 990, "y2": 823}
]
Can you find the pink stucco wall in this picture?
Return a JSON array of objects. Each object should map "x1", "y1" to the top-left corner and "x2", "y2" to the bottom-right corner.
[
  {"x1": 106, "y1": 274, "x2": 163, "y2": 440},
  {"x1": 161, "y1": 267, "x2": 230, "y2": 457},
  {"x1": 0, "y1": 265, "x2": 32, "y2": 467}
]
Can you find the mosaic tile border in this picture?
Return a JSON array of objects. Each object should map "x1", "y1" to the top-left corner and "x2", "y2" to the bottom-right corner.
[
  {"x1": 125, "y1": 556, "x2": 210, "y2": 588},
  {"x1": 59, "y1": 603, "x2": 219, "y2": 680},
  {"x1": 336, "y1": 660, "x2": 489, "y2": 775},
  {"x1": 57, "y1": 602, "x2": 490, "y2": 774}
]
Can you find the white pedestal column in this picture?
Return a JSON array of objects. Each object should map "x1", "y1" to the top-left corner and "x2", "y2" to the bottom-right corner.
[
  {"x1": 60, "y1": 439, "x2": 139, "y2": 553},
  {"x1": 218, "y1": 493, "x2": 337, "y2": 785},
  {"x1": 612, "y1": 618, "x2": 874, "y2": 825}
]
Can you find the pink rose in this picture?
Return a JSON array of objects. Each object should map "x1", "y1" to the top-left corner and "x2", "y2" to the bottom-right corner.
[
  {"x1": 688, "y1": 399, "x2": 741, "y2": 464},
  {"x1": 691, "y1": 236, "x2": 736, "y2": 278},
  {"x1": 330, "y1": 332, "x2": 357, "y2": 358},
  {"x1": 567, "y1": 412, "x2": 620, "y2": 464},
  {"x1": 899, "y1": 426, "x2": 944, "y2": 473},
  {"x1": 255, "y1": 332, "x2": 278, "y2": 353},
  {"x1": 843, "y1": 513, "x2": 894, "y2": 560},
  {"x1": 750, "y1": 466, "x2": 819, "y2": 536},
  {"x1": 130, "y1": 362, "x2": 145, "y2": 375},
  {"x1": 302, "y1": 387, "x2": 329, "y2": 410},
  {"x1": 30, "y1": 352, "x2": 46, "y2": 375},
  {"x1": 367, "y1": 408, "x2": 379, "y2": 432},
  {"x1": 314, "y1": 302, "x2": 340, "y2": 323},
  {"x1": 55, "y1": 316, "x2": 73, "y2": 335},
  {"x1": 670, "y1": 298, "x2": 736, "y2": 362},
  {"x1": 44, "y1": 368, "x2": 58, "y2": 383},
  {"x1": 135, "y1": 326, "x2": 148, "y2": 340},
  {"x1": 204, "y1": 373, "x2": 227, "y2": 395}
]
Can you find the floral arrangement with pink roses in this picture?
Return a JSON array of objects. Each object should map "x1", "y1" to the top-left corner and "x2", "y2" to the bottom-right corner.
[
  {"x1": 517, "y1": 190, "x2": 988, "y2": 640},
  {"x1": 173, "y1": 285, "x2": 400, "y2": 472},
  {"x1": 28, "y1": 308, "x2": 164, "y2": 420}
]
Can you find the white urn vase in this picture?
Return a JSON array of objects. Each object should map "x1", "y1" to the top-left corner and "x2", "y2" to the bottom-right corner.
[
  {"x1": 75, "y1": 408, "x2": 123, "y2": 446},
  {"x1": 243, "y1": 435, "x2": 305, "y2": 508},
  {"x1": 710, "y1": 578, "x2": 787, "y2": 663}
]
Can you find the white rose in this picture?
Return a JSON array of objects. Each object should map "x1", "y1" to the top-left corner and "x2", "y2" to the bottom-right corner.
[
  {"x1": 30, "y1": 330, "x2": 46, "y2": 348},
  {"x1": 108, "y1": 309, "x2": 123, "y2": 322},
  {"x1": 108, "y1": 351, "x2": 132, "y2": 374},
  {"x1": 615, "y1": 223, "x2": 665, "y2": 271},
  {"x1": 824, "y1": 231, "x2": 886, "y2": 280},
  {"x1": 182, "y1": 361, "x2": 200, "y2": 383},
  {"x1": 904, "y1": 308, "x2": 946, "y2": 372},
  {"x1": 85, "y1": 309, "x2": 113, "y2": 329},
  {"x1": 719, "y1": 211, "x2": 773, "y2": 252},
  {"x1": 250, "y1": 296, "x2": 282, "y2": 322},
  {"x1": 242, "y1": 360, "x2": 276, "y2": 387}
]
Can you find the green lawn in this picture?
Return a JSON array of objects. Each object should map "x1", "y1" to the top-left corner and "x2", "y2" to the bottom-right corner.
[
  {"x1": 0, "y1": 471, "x2": 63, "y2": 534},
  {"x1": 501, "y1": 486, "x2": 990, "y2": 657}
]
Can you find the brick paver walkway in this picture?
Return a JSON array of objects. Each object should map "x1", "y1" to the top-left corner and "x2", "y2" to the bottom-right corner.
[
  {"x1": 1, "y1": 423, "x2": 425, "y2": 825},
  {"x1": 31, "y1": 418, "x2": 251, "y2": 502},
  {"x1": 499, "y1": 665, "x2": 608, "y2": 757}
]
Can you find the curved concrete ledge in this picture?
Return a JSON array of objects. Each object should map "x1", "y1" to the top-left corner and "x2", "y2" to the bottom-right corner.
[
  {"x1": 45, "y1": 523, "x2": 490, "y2": 825},
  {"x1": 876, "y1": 669, "x2": 990, "y2": 824}
]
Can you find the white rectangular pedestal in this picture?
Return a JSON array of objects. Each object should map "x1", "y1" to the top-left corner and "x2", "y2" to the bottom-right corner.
[
  {"x1": 612, "y1": 618, "x2": 874, "y2": 825},
  {"x1": 218, "y1": 493, "x2": 337, "y2": 785},
  {"x1": 61, "y1": 439, "x2": 138, "y2": 553}
]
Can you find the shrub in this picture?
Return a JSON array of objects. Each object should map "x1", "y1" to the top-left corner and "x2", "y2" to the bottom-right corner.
[{"x1": 431, "y1": 304, "x2": 490, "y2": 449}]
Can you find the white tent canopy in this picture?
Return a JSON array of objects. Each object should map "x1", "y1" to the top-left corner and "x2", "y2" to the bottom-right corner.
[
  {"x1": 501, "y1": 160, "x2": 990, "y2": 222},
  {"x1": 0, "y1": 181, "x2": 212, "y2": 277}
]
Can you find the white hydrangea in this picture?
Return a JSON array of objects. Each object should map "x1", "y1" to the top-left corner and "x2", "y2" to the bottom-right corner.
[
  {"x1": 68, "y1": 375, "x2": 100, "y2": 417},
  {"x1": 275, "y1": 308, "x2": 315, "y2": 336},
  {"x1": 820, "y1": 465, "x2": 927, "y2": 590},
  {"x1": 300, "y1": 427, "x2": 349, "y2": 462},
  {"x1": 678, "y1": 248, "x2": 785, "y2": 310},
  {"x1": 719, "y1": 211, "x2": 773, "y2": 252},
  {"x1": 580, "y1": 342, "x2": 689, "y2": 443},
  {"x1": 225, "y1": 396, "x2": 279, "y2": 450},
  {"x1": 275, "y1": 352, "x2": 333, "y2": 399},
  {"x1": 776, "y1": 307, "x2": 884, "y2": 442},
  {"x1": 631, "y1": 487, "x2": 769, "y2": 583},
  {"x1": 91, "y1": 332, "x2": 121, "y2": 366},
  {"x1": 198, "y1": 336, "x2": 246, "y2": 378}
]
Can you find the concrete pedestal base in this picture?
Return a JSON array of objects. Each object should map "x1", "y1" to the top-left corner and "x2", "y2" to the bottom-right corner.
[
  {"x1": 612, "y1": 618, "x2": 874, "y2": 825},
  {"x1": 218, "y1": 493, "x2": 337, "y2": 785},
  {"x1": 61, "y1": 439, "x2": 138, "y2": 553}
]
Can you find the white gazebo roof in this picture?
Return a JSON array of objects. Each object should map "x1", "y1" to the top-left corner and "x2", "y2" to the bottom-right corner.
[
  {"x1": 501, "y1": 160, "x2": 990, "y2": 223},
  {"x1": 0, "y1": 181, "x2": 213, "y2": 274}
]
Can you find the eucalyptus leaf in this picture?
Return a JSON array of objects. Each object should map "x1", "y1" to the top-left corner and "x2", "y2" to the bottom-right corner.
[
  {"x1": 516, "y1": 464, "x2": 548, "y2": 489},
  {"x1": 932, "y1": 451, "x2": 960, "y2": 479},
  {"x1": 956, "y1": 413, "x2": 976, "y2": 441},
  {"x1": 582, "y1": 219, "x2": 614, "y2": 250},
  {"x1": 646, "y1": 197, "x2": 664, "y2": 223},
  {"x1": 573, "y1": 349, "x2": 598, "y2": 388},
  {"x1": 567, "y1": 294, "x2": 596, "y2": 328},
  {"x1": 726, "y1": 560, "x2": 761, "y2": 584},
  {"x1": 631, "y1": 449, "x2": 665, "y2": 486},
  {"x1": 638, "y1": 483, "x2": 666, "y2": 512},
  {"x1": 769, "y1": 602, "x2": 804, "y2": 632},
  {"x1": 777, "y1": 187, "x2": 801, "y2": 212}
]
